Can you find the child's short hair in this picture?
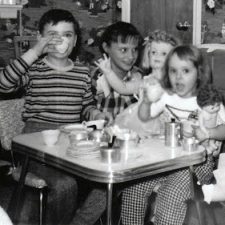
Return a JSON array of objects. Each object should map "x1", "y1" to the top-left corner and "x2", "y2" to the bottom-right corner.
[
  {"x1": 163, "y1": 45, "x2": 212, "y2": 91},
  {"x1": 99, "y1": 21, "x2": 143, "y2": 54},
  {"x1": 38, "y1": 9, "x2": 80, "y2": 36},
  {"x1": 197, "y1": 84, "x2": 223, "y2": 108},
  {"x1": 141, "y1": 30, "x2": 181, "y2": 71}
]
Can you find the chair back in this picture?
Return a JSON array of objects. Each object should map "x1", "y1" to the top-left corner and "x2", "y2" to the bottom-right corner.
[
  {"x1": 0, "y1": 98, "x2": 25, "y2": 151},
  {"x1": 13, "y1": 36, "x2": 37, "y2": 58}
]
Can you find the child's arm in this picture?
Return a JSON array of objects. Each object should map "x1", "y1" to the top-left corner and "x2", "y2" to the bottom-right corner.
[
  {"x1": 138, "y1": 88, "x2": 166, "y2": 122},
  {"x1": 95, "y1": 55, "x2": 142, "y2": 95},
  {"x1": 0, "y1": 36, "x2": 59, "y2": 92},
  {"x1": 195, "y1": 124, "x2": 225, "y2": 142},
  {"x1": 138, "y1": 93, "x2": 152, "y2": 122},
  {"x1": 198, "y1": 110, "x2": 208, "y2": 134},
  {"x1": 195, "y1": 104, "x2": 225, "y2": 142},
  {"x1": 22, "y1": 35, "x2": 59, "y2": 65}
]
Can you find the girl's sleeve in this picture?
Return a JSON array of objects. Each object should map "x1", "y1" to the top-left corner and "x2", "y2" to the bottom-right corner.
[{"x1": 0, "y1": 57, "x2": 30, "y2": 93}]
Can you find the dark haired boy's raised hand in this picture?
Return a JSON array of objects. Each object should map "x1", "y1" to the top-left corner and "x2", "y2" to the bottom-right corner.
[
  {"x1": 21, "y1": 36, "x2": 58, "y2": 65},
  {"x1": 95, "y1": 54, "x2": 112, "y2": 75},
  {"x1": 21, "y1": 35, "x2": 62, "y2": 65}
]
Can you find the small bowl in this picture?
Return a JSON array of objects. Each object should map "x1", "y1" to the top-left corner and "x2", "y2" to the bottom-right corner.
[
  {"x1": 41, "y1": 129, "x2": 60, "y2": 146},
  {"x1": 114, "y1": 130, "x2": 139, "y2": 151},
  {"x1": 115, "y1": 138, "x2": 138, "y2": 151},
  {"x1": 100, "y1": 147, "x2": 121, "y2": 164}
]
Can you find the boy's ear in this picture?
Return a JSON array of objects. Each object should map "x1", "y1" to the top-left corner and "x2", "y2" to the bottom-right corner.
[
  {"x1": 36, "y1": 31, "x2": 42, "y2": 41},
  {"x1": 102, "y1": 42, "x2": 108, "y2": 53},
  {"x1": 73, "y1": 35, "x2": 77, "y2": 47}
]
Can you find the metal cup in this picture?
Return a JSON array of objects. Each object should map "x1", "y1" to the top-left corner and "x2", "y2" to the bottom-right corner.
[
  {"x1": 165, "y1": 121, "x2": 181, "y2": 147},
  {"x1": 182, "y1": 137, "x2": 199, "y2": 152},
  {"x1": 100, "y1": 147, "x2": 121, "y2": 164}
]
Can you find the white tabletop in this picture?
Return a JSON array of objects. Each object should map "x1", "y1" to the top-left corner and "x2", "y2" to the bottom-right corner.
[{"x1": 12, "y1": 132, "x2": 206, "y2": 183}]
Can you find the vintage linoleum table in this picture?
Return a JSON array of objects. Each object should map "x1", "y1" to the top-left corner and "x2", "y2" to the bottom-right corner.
[{"x1": 9, "y1": 131, "x2": 206, "y2": 225}]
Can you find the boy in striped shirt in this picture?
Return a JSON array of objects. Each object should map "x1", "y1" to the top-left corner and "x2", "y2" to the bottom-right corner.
[
  {"x1": 0, "y1": 9, "x2": 112, "y2": 130},
  {"x1": 0, "y1": 9, "x2": 112, "y2": 224}
]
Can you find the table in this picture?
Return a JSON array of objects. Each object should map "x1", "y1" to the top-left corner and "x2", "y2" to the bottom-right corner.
[{"x1": 9, "y1": 132, "x2": 206, "y2": 225}]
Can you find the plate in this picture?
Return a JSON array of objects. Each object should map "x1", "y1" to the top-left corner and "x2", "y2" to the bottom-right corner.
[
  {"x1": 69, "y1": 140, "x2": 100, "y2": 152},
  {"x1": 67, "y1": 140, "x2": 100, "y2": 158},
  {"x1": 67, "y1": 148, "x2": 100, "y2": 158}
]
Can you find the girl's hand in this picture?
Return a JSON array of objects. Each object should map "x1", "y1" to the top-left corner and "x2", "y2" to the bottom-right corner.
[
  {"x1": 204, "y1": 140, "x2": 219, "y2": 156},
  {"x1": 95, "y1": 54, "x2": 112, "y2": 75},
  {"x1": 142, "y1": 81, "x2": 164, "y2": 103}
]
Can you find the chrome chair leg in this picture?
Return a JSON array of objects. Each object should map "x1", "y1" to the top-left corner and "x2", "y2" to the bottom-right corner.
[{"x1": 39, "y1": 187, "x2": 48, "y2": 225}]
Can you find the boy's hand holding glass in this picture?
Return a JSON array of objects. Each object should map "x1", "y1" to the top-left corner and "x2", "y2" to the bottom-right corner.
[{"x1": 32, "y1": 35, "x2": 62, "y2": 58}]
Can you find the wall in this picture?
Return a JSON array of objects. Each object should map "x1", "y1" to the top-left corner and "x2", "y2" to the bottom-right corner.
[
  {"x1": 210, "y1": 50, "x2": 225, "y2": 102},
  {"x1": 201, "y1": 48, "x2": 225, "y2": 103}
]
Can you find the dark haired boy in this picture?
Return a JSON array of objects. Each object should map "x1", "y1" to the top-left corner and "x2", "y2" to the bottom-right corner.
[{"x1": 70, "y1": 21, "x2": 143, "y2": 225}]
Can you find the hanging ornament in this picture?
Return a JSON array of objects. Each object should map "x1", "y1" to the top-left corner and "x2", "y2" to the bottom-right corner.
[
  {"x1": 75, "y1": 0, "x2": 82, "y2": 7},
  {"x1": 116, "y1": 0, "x2": 122, "y2": 11},
  {"x1": 89, "y1": 0, "x2": 98, "y2": 17},
  {"x1": 206, "y1": 0, "x2": 216, "y2": 15}
]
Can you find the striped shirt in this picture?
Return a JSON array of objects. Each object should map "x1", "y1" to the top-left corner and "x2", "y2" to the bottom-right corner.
[
  {"x1": 91, "y1": 67, "x2": 142, "y2": 118},
  {"x1": 0, "y1": 57, "x2": 96, "y2": 124}
]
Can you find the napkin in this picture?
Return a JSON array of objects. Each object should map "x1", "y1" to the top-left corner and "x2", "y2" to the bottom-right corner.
[
  {"x1": 218, "y1": 153, "x2": 225, "y2": 169},
  {"x1": 202, "y1": 183, "x2": 225, "y2": 204}
]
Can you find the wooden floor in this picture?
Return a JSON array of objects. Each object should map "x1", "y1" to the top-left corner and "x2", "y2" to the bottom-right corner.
[
  {"x1": 185, "y1": 201, "x2": 225, "y2": 225},
  {"x1": 1, "y1": 171, "x2": 225, "y2": 225}
]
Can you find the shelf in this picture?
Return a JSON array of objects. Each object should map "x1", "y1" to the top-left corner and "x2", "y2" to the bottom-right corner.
[{"x1": 0, "y1": 4, "x2": 22, "y2": 18}]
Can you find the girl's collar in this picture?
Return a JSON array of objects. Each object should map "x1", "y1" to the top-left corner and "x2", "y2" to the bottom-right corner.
[{"x1": 43, "y1": 57, "x2": 74, "y2": 72}]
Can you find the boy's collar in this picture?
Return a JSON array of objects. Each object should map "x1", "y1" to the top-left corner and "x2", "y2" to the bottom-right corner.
[
  {"x1": 123, "y1": 71, "x2": 132, "y2": 81},
  {"x1": 43, "y1": 57, "x2": 74, "y2": 72}
]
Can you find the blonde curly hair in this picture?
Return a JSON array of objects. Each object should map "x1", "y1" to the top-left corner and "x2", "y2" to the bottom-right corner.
[{"x1": 141, "y1": 30, "x2": 181, "y2": 71}]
